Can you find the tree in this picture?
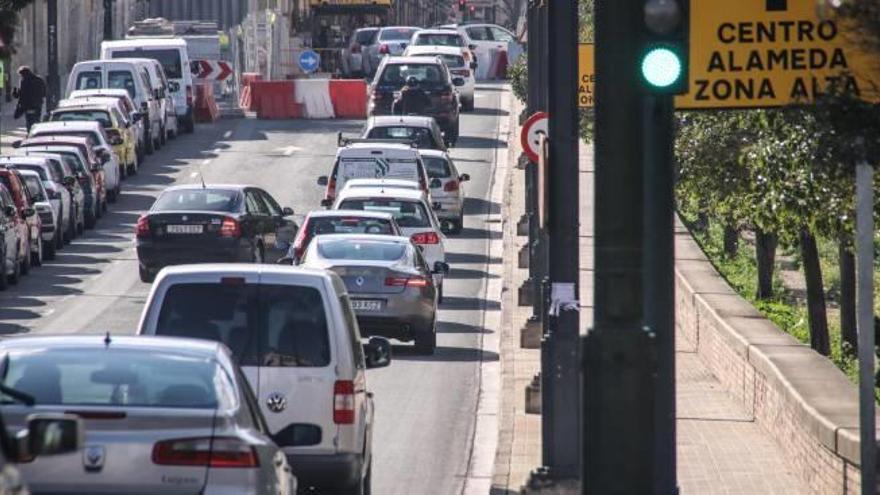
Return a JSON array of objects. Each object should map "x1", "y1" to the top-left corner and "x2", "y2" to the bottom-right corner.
[{"x1": 0, "y1": 0, "x2": 35, "y2": 57}]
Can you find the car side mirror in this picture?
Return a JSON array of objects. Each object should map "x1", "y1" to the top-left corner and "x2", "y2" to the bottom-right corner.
[
  {"x1": 320, "y1": 198, "x2": 333, "y2": 208},
  {"x1": 317, "y1": 176, "x2": 329, "y2": 186},
  {"x1": 99, "y1": 154, "x2": 110, "y2": 165},
  {"x1": 459, "y1": 173, "x2": 470, "y2": 182},
  {"x1": 276, "y1": 256, "x2": 295, "y2": 266},
  {"x1": 282, "y1": 206, "x2": 295, "y2": 217},
  {"x1": 452, "y1": 77, "x2": 466, "y2": 87},
  {"x1": 22, "y1": 207, "x2": 36, "y2": 218},
  {"x1": 429, "y1": 178, "x2": 442, "y2": 189},
  {"x1": 62, "y1": 176, "x2": 76, "y2": 187},
  {"x1": 169, "y1": 81, "x2": 180, "y2": 93},
  {"x1": 4, "y1": 206, "x2": 16, "y2": 218},
  {"x1": 364, "y1": 337, "x2": 392, "y2": 369},
  {"x1": 11, "y1": 140, "x2": 22, "y2": 149},
  {"x1": 23, "y1": 413, "x2": 84, "y2": 459},
  {"x1": 432, "y1": 261, "x2": 450, "y2": 274}
]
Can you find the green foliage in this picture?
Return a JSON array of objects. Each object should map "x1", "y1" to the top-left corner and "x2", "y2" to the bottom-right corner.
[
  {"x1": 509, "y1": 57, "x2": 527, "y2": 104},
  {"x1": 0, "y1": 0, "x2": 35, "y2": 53}
]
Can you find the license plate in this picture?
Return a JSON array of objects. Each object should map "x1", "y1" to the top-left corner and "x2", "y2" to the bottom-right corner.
[
  {"x1": 166, "y1": 224, "x2": 203, "y2": 234},
  {"x1": 351, "y1": 299, "x2": 383, "y2": 312}
]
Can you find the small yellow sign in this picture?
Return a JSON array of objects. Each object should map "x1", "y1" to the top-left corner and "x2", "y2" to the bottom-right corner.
[
  {"x1": 578, "y1": 43, "x2": 594, "y2": 108},
  {"x1": 0, "y1": 61, "x2": 4, "y2": 90}
]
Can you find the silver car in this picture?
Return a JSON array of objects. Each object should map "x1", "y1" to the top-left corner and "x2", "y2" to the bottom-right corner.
[
  {"x1": 301, "y1": 234, "x2": 449, "y2": 354},
  {"x1": 0, "y1": 335, "x2": 297, "y2": 494}
]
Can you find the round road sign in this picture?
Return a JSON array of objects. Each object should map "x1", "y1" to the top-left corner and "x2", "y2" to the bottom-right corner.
[
  {"x1": 521, "y1": 111, "x2": 548, "y2": 163},
  {"x1": 298, "y1": 50, "x2": 321, "y2": 74}
]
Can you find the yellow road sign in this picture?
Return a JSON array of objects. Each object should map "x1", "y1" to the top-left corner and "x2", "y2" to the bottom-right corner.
[
  {"x1": 676, "y1": 0, "x2": 880, "y2": 109},
  {"x1": 578, "y1": 43, "x2": 594, "y2": 108},
  {"x1": 0, "y1": 61, "x2": 4, "y2": 90}
]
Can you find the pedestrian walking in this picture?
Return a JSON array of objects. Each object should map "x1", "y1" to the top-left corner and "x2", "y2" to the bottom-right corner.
[{"x1": 12, "y1": 66, "x2": 46, "y2": 132}]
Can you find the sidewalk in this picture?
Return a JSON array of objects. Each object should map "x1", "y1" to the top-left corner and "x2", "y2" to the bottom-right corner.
[
  {"x1": 493, "y1": 97, "x2": 805, "y2": 493},
  {"x1": 0, "y1": 101, "x2": 27, "y2": 152}
]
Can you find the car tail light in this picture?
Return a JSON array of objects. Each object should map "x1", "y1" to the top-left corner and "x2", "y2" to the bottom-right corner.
[
  {"x1": 334, "y1": 380, "x2": 355, "y2": 424},
  {"x1": 325, "y1": 178, "x2": 336, "y2": 202},
  {"x1": 136, "y1": 215, "x2": 150, "y2": 238},
  {"x1": 379, "y1": 44, "x2": 390, "y2": 54},
  {"x1": 352, "y1": 43, "x2": 362, "y2": 54},
  {"x1": 444, "y1": 180, "x2": 460, "y2": 192},
  {"x1": 186, "y1": 86, "x2": 193, "y2": 106},
  {"x1": 291, "y1": 217, "x2": 310, "y2": 260},
  {"x1": 386, "y1": 276, "x2": 429, "y2": 288},
  {"x1": 152, "y1": 437, "x2": 258, "y2": 468},
  {"x1": 452, "y1": 69, "x2": 470, "y2": 77},
  {"x1": 220, "y1": 217, "x2": 241, "y2": 238},
  {"x1": 411, "y1": 231, "x2": 440, "y2": 245}
]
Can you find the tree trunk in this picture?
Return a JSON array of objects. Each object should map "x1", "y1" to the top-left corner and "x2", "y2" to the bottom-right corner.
[
  {"x1": 800, "y1": 228, "x2": 831, "y2": 356},
  {"x1": 838, "y1": 236, "x2": 857, "y2": 356},
  {"x1": 755, "y1": 229, "x2": 777, "y2": 300},
  {"x1": 723, "y1": 224, "x2": 739, "y2": 258}
]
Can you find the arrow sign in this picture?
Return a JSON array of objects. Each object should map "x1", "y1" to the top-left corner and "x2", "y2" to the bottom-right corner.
[
  {"x1": 298, "y1": 50, "x2": 321, "y2": 74},
  {"x1": 193, "y1": 60, "x2": 234, "y2": 81}
]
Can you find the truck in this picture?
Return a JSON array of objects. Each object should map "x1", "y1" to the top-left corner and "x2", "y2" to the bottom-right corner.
[{"x1": 306, "y1": 0, "x2": 393, "y2": 74}]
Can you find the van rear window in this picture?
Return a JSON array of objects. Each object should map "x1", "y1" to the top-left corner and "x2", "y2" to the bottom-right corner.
[
  {"x1": 155, "y1": 283, "x2": 331, "y2": 368},
  {"x1": 107, "y1": 71, "x2": 136, "y2": 98},
  {"x1": 75, "y1": 72, "x2": 102, "y2": 91},
  {"x1": 111, "y1": 49, "x2": 183, "y2": 79}
]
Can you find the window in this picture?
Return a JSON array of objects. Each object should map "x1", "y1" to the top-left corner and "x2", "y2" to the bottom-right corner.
[
  {"x1": 75, "y1": 71, "x2": 102, "y2": 90},
  {"x1": 258, "y1": 190, "x2": 282, "y2": 216},
  {"x1": 155, "y1": 283, "x2": 331, "y2": 368},
  {"x1": 51, "y1": 110, "x2": 112, "y2": 128},
  {"x1": 490, "y1": 27, "x2": 514, "y2": 42},
  {"x1": 367, "y1": 126, "x2": 437, "y2": 148},
  {"x1": 423, "y1": 156, "x2": 452, "y2": 178},
  {"x1": 108, "y1": 70, "x2": 137, "y2": 98},
  {"x1": 245, "y1": 191, "x2": 269, "y2": 215},
  {"x1": 153, "y1": 189, "x2": 242, "y2": 212},
  {"x1": 466, "y1": 27, "x2": 491, "y2": 41},
  {"x1": 12, "y1": 165, "x2": 48, "y2": 181},
  {"x1": 380, "y1": 64, "x2": 447, "y2": 86},
  {"x1": 415, "y1": 33, "x2": 464, "y2": 47},
  {"x1": 355, "y1": 29, "x2": 378, "y2": 45},
  {"x1": 339, "y1": 198, "x2": 431, "y2": 228},
  {"x1": 111, "y1": 49, "x2": 183, "y2": 79},
  {"x1": 1, "y1": 348, "x2": 223, "y2": 408},
  {"x1": 22, "y1": 176, "x2": 45, "y2": 202},
  {"x1": 308, "y1": 216, "x2": 395, "y2": 236},
  {"x1": 379, "y1": 28, "x2": 418, "y2": 41},
  {"x1": 339, "y1": 295, "x2": 366, "y2": 369},
  {"x1": 317, "y1": 239, "x2": 406, "y2": 261}
]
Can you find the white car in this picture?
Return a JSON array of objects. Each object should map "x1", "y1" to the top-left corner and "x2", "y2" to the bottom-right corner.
[
  {"x1": 420, "y1": 149, "x2": 469, "y2": 233},
  {"x1": 369, "y1": 26, "x2": 421, "y2": 68},
  {"x1": 17, "y1": 170, "x2": 60, "y2": 259},
  {"x1": 138, "y1": 264, "x2": 391, "y2": 493},
  {"x1": 27, "y1": 121, "x2": 122, "y2": 203},
  {"x1": 441, "y1": 23, "x2": 520, "y2": 80},
  {"x1": 409, "y1": 28, "x2": 477, "y2": 67},
  {"x1": 68, "y1": 89, "x2": 148, "y2": 163},
  {"x1": 332, "y1": 186, "x2": 449, "y2": 297},
  {"x1": 403, "y1": 45, "x2": 476, "y2": 111}
]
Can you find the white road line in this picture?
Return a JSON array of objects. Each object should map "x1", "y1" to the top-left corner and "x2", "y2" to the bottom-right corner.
[
  {"x1": 223, "y1": 130, "x2": 233, "y2": 139},
  {"x1": 190, "y1": 172, "x2": 199, "y2": 178},
  {"x1": 201, "y1": 159, "x2": 212, "y2": 166}
]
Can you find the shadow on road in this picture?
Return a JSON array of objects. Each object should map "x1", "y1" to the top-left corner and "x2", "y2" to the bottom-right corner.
[
  {"x1": 437, "y1": 321, "x2": 493, "y2": 334},
  {"x1": 456, "y1": 136, "x2": 508, "y2": 150},
  {"x1": 464, "y1": 197, "x2": 501, "y2": 215},
  {"x1": 390, "y1": 344, "x2": 499, "y2": 362},
  {"x1": 440, "y1": 296, "x2": 500, "y2": 311},
  {"x1": 446, "y1": 268, "x2": 499, "y2": 280},
  {"x1": 445, "y1": 251, "x2": 502, "y2": 265},
  {"x1": 455, "y1": 226, "x2": 502, "y2": 240}
]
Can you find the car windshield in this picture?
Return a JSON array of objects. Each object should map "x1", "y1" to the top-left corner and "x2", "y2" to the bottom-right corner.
[
  {"x1": 22, "y1": 176, "x2": 45, "y2": 201},
  {"x1": 155, "y1": 284, "x2": 331, "y2": 368},
  {"x1": 75, "y1": 71, "x2": 103, "y2": 90},
  {"x1": 0, "y1": 348, "x2": 223, "y2": 408},
  {"x1": 338, "y1": 198, "x2": 431, "y2": 228},
  {"x1": 318, "y1": 239, "x2": 406, "y2": 261},
  {"x1": 111, "y1": 49, "x2": 183, "y2": 79},
  {"x1": 107, "y1": 70, "x2": 137, "y2": 98},
  {"x1": 9, "y1": 165, "x2": 48, "y2": 181},
  {"x1": 380, "y1": 28, "x2": 418, "y2": 41},
  {"x1": 423, "y1": 156, "x2": 452, "y2": 178},
  {"x1": 380, "y1": 63, "x2": 447, "y2": 86},
  {"x1": 52, "y1": 110, "x2": 112, "y2": 128},
  {"x1": 414, "y1": 33, "x2": 464, "y2": 47},
  {"x1": 309, "y1": 216, "x2": 396, "y2": 236},
  {"x1": 367, "y1": 126, "x2": 436, "y2": 148},
  {"x1": 153, "y1": 189, "x2": 242, "y2": 212}
]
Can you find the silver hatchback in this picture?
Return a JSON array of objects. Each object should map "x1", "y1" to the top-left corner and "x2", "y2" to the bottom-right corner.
[{"x1": 0, "y1": 335, "x2": 297, "y2": 494}]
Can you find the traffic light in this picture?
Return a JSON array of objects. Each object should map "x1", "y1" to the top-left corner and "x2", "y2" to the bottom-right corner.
[{"x1": 639, "y1": 0, "x2": 689, "y2": 94}]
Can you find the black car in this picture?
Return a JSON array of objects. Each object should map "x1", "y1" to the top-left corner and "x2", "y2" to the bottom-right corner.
[
  {"x1": 136, "y1": 185, "x2": 298, "y2": 282},
  {"x1": 368, "y1": 56, "x2": 463, "y2": 144}
]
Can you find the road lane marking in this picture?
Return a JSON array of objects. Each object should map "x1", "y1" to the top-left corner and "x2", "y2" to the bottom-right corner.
[
  {"x1": 201, "y1": 159, "x2": 212, "y2": 166},
  {"x1": 223, "y1": 130, "x2": 233, "y2": 139}
]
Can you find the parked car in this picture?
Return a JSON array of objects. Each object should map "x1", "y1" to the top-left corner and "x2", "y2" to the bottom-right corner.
[
  {"x1": 65, "y1": 59, "x2": 163, "y2": 153},
  {"x1": 370, "y1": 26, "x2": 421, "y2": 68},
  {"x1": 342, "y1": 27, "x2": 379, "y2": 77},
  {"x1": 136, "y1": 185, "x2": 298, "y2": 282},
  {"x1": 23, "y1": 150, "x2": 89, "y2": 235},
  {"x1": 133, "y1": 57, "x2": 179, "y2": 142},
  {"x1": 362, "y1": 115, "x2": 448, "y2": 150},
  {"x1": 333, "y1": 185, "x2": 448, "y2": 299},
  {"x1": 369, "y1": 56, "x2": 462, "y2": 143},
  {"x1": 18, "y1": 170, "x2": 60, "y2": 260},
  {"x1": 286, "y1": 209, "x2": 403, "y2": 263},
  {"x1": 68, "y1": 89, "x2": 147, "y2": 163},
  {"x1": 410, "y1": 28, "x2": 476, "y2": 66},
  {"x1": 17, "y1": 137, "x2": 106, "y2": 228},
  {"x1": 0, "y1": 168, "x2": 41, "y2": 270},
  {"x1": 53, "y1": 99, "x2": 139, "y2": 176},
  {"x1": 404, "y1": 46, "x2": 476, "y2": 111},
  {"x1": 28, "y1": 121, "x2": 122, "y2": 202},
  {"x1": 0, "y1": 155, "x2": 77, "y2": 244},
  {"x1": 302, "y1": 234, "x2": 446, "y2": 353},
  {"x1": 138, "y1": 264, "x2": 392, "y2": 493},
  {"x1": 0, "y1": 334, "x2": 296, "y2": 494},
  {"x1": 441, "y1": 23, "x2": 520, "y2": 79},
  {"x1": 420, "y1": 149, "x2": 469, "y2": 233},
  {"x1": 318, "y1": 142, "x2": 431, "y2": 206},
  {"x1": 0, "y1": 183, "x2": 27, "y2": 286}
]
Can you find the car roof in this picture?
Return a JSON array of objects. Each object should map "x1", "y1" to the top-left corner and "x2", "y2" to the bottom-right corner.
[
  {"x1": 414, "y1": 29, "x2": 463, "y2": 36},
  {"x1": 368, "y1": 115, "x2": 435, "y2": 127},
  {"x1": 383, "y1": 56, "x2": 446, "y2": 66},
  {"x1": 307, "y1": 209, "x2": 395, "y2": 220},
  {"x1": 162, "y1": 184, "x2": 248, "y2": 192},
  {"x1": 73, "y1": 58, "x2": 139, "y2": 68},
  {"x1": 0, "y1": 156, "x2": 53, "y2": 166},
  {"x1": 417, "y1": 149, "x2": 449, "y2": 159},
  {"x1": 156, "y1": 263, "x2": 334, "y2": 282},
  {"x1": 380, "y1": 26, "x2": 420, "y2": 31},
  {"x1": 344, "y1": 178, "x2": 420, "y2": 189},
  {"x1": 406, "y1": 46, "x2": 464, "y2": 56},
  {"x1": 70, "y1": 89, "x2": 131, "y2": 99},
  {"x1": 57, "y1": 99, "x2": 120, "y2": 110},
  {"x1": 337, "y1": 144, "x2": 420, "y2": 159},
  {"x1": 23, "y1": 135, "x2": 91, "y2": 145},
  {"x1": 0, "y1": 334, "x2": 223, "y2": 358},
  {"x1": 31, "y1": 121, "x2": 103, "y2": 132},
  {"x1": 314, "y1": 233, "x2": 411, "y2": 244},
  {"x1": 336, "y1": 186, "x2": 427, "y2": 202},
  {"x1": 104, "y1": 38, "x2": 187, "y2": 48},
  {"x1": 16, "y1": 169, "x2": 40, "y2": 178}
]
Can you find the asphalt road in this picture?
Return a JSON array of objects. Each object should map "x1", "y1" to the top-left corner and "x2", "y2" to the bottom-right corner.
[{"x1": 0, "y1": 84, "x2": 509, "y2": 494}]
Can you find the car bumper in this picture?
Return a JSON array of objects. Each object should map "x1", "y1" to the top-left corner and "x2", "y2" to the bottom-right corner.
[
  {"x1": 431, "y1": 196, "x2": 463, "y2": 219},
  {"x1": 137, "y1": 239, "x2": 251, "y2": 271},
  {"x1": 355, "y1": 314, "x2": 433, "y2": 341},
  {"x1": 287, "y1": 452, "x2": 363, "y2": 490}
]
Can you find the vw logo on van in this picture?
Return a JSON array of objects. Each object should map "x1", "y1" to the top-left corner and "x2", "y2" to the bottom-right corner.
[
  {"x1": 83, "y1": 445, "x2": 106, "y2": 471},
  {"x1": 266, "y1": 393, "x2": 287, "y2": 413},
  {"x1": 355, "y1": 276, "x2": 365, "y2": 287}
]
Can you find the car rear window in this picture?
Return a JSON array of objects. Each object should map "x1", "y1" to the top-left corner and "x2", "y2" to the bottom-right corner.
[
  {"x1": 1, "y1": 348, "x2": 224, "y2": 408},
  {"x1": 355, "y1": 29, "x2": 378, "y2": 45},
  {"x1": 110, "y1": 49, "x2": 183, "y2": 79},
  {"x1": 154, "y1": 283, "x2": 331, "y2": 368},
  {"x1": 108, "y1": 70, "x2": 137, "y2": 98},
  {"x1": 380, "y1": 63, "x2": 447, "y2": 86},
  {"x1": 75, "y1": 71, "x2": 103, "y2": 90},
  {"x1": 318, "y1": 239, "x2": 406, "y2": 261},
  {"x1": 308, "y1": 216, "x2": 396, "y2": 236},
  {"x1": 380, "y1": 28, "x2": 418, "y2": 41},
  {"x1": 153, "y1": 189, "x2": 242, "y2": 212},
  {"x1": 422, "y1": 156, "x2": 452, "y2": 178},
  {"x1": 9, "y1": 165, "x2": 48, "y2": 181},
  {"x1": 367, "y1": 126, "x2": 436, "y2": 148},
  {"x1": 414, "y1": 33, "x2": 464, "y2": 47},
  {"x1": 52, "y1": 110, "x2": 112, "y2": 128},
  {"x1": 338, "y1": 198, "x2": 431, "y2": 228},
  {"x1": 21, "y1": 176, "x2": 45, "y2": 202}
]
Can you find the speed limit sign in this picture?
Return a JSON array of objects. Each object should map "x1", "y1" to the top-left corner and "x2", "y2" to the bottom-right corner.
[{"x1": 521, "y1": 111, "x2": 548, "y2": 163}]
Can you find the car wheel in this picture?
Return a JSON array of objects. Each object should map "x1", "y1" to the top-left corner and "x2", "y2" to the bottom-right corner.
[
  {"x1": 438, "y1": 282, "x2": 444, "y2": 305},
  {"x1": 160, "y1": 125, "x2": 167, "y2": 146},
  {"x1": 9, "y1": 249, "x2": 20, "y2": 285},
  {"x1": 85, "y1": 207, "x2": 96, "y2": 229},
  {"x1": 45, "y1": 234, "x2": 56, "y2": 261},
  {"x1": 20, "y1": 241, "x2": 31, "y2": 275},
  {"x1": 31, "y1": 238, "x2": 43, "y2": 267},
  {"x1": 462, "y1": 98, "x2": 475, "y2": 112},
  {"x1": 129, "y1": 154, "x2": 139, "y2": 175},
  {"x1": 139, "y1": 265, "x2": 155, "y2": 283},
  {"x1": 253, "y1": 243, "x2": 264, "y2": 264},
  {"x1": 145, "y1": 126, "x2": 155, "y2": 154},
  {"x1": 415, "y1": 318, "x2": 436, "y2": 355}
]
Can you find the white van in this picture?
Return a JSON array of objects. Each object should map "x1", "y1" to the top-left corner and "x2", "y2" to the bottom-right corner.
[
  {"x1": 65, "y1": 59, "x2": 163, "y2": 155},
  {"x1": 101, "y1": 38, "x2": 195, "y2": 134},
  {"x1": 130, "y1": 58, "x2": 179, "y2": 143}
]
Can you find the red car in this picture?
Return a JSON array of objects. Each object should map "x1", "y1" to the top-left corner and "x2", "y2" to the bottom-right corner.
[{"x1": 0, "y1": 169, "x2": 41, "y2": 273}]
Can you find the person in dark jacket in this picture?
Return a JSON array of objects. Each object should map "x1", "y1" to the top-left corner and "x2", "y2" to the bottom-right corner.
[
  {"x1": 392, "y1": 76, "x2": 431, "y2": 116},
  {"x1": 13, "y1": 66, "x2": 46, "y2": 132}
]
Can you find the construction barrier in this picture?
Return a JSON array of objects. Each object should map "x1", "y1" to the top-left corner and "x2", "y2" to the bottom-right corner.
[
  {"x1": 239, "y1": 73, "x2": 263, "y2": 111},
  {"x1": 252, "y1": 81, "x2": 300, "y2": 119},
  {"x1": 193, "y1": 83, "x2": 219, "y2": 123},
  {"x1": 294, "y1": 79, "x2": 335, "y2": 119},
  {"x1": 328, "y1": 79, "x2": 368, "y2": 119}
]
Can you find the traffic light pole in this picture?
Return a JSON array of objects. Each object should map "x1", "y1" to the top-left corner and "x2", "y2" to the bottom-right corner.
[{"x1": 46, "y1": 0, "x2": 59, "y2": 111}]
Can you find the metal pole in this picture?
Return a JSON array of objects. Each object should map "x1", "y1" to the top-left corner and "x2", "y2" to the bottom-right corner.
[
  {"x1": 856, "y1": 159, "x2": 876, "y2": 495},
  {"x1": 46, "y1": 0, "x2": 59, "y2": 112},
  {"x1": 103, "y1": 0, "x2": 114, "y2": 41},
  {"x1": 585, "y1": 0, "x2": 654, "y2": 491},
  {"x1": 545, "y1": 0, "x2": 580, "y2": 480},
  {"x1": 644, "y1": 95, "x2": 678, "y2": 494}
]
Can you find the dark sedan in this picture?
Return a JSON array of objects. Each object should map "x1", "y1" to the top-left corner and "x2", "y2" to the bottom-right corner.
[{"x1": 136, "y1": 185, "x2": 298, "y2": 282}]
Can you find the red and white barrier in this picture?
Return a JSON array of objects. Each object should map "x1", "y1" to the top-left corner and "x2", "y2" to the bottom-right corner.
[
  {"x1": 193, "y1": 83, "x2": 219, "y2": 123},
  {"x1": 294, "y1": 79, "x2": 335, "y2": 119},
  {"x1": 248, "y1": 78, "x2": 367, "y2": 120}
]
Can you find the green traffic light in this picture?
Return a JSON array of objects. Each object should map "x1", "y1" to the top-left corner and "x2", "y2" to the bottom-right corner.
[{"x1": 641, "y1": 47, "x2": 682, "y2": 89}]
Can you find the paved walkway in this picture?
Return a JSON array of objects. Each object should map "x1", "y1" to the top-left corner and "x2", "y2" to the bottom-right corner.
[
  {"x1": 493, "y1": 97, "x2": 804, "y2": 493},
  {"x1": 0, "y1": 102, "x2": 27, "y2": 152}
]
